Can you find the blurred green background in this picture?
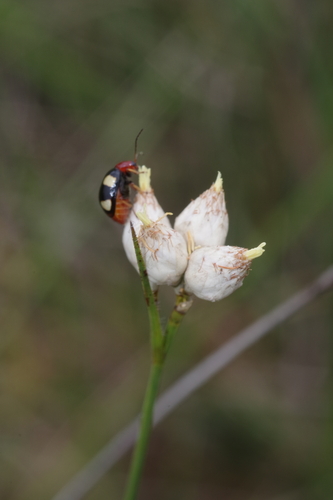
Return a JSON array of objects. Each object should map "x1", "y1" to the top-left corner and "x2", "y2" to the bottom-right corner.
[{"x1": 1, "y1": 1, "x2": 333, "y2": 499}]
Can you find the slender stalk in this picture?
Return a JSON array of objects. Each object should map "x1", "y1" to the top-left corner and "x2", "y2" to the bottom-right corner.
[
  {"x1": 123, "y1": 290, "x2": 192, "y2": 500},
  {"x1": 122, "y1": 224, "x2": 166, "y2": 500},
  {"x1": 163, "y1": 291, "x2": 193, "y2": 354},
  {"x1": 122, "y1": 228, "x2": 192, "y2": 500},
  {"x1": 123, "y1": 362, "x2": 163, "y2": 500}
]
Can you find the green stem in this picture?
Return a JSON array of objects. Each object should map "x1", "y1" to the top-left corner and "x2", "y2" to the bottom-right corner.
[
  {"x1": 123, "y1": 362, "x2": 163, "y2": 500},
  {"x1": 163, "y1": 292, "x2": 193, "y2": 354},
  {"x1": 125, "y1": 227, "x2": 192, "y2": 499}
]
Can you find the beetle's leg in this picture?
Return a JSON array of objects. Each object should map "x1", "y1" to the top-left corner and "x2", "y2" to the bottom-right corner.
[{"x1": 130, "y1": 182, "x2": 141, "y2": 192}]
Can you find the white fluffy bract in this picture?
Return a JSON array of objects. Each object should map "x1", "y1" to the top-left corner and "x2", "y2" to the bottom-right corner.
[
  {"x1": 139, "y1": 224, "x2": 188, "y2": 291},
  {"x1": 174, "y1": 184, "x2": 228, "y2": 247},
  {"x1": 184, "y1": 246, "x2": 251, "y2": 302},
  {"x1": 122, "y1": 191, "x2": 171, "y2": 273}
]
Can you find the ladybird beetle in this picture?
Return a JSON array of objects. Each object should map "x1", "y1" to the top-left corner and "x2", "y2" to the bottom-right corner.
[{"x1": 99, "y1": 130, "x2": 142, "y2": 224}]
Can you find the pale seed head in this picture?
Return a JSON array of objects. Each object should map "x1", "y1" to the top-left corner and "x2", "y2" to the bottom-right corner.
[
  {"x1": 184, "y1": 243, "x2": 266, "y2": 302},
  {"x1": 122, "y1": 165, "x2": 171, "y2": 272},
  {"x1": 174, "y1": 172, "x2": 229, "y2": 249},
  {"x1": 135, "y1": 212, "x2": 188, "y2": 290}
]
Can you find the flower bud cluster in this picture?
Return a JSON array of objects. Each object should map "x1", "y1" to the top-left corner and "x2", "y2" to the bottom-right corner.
[{"x1": 122, "y1": 166, "x2": 265, "y2": 301}]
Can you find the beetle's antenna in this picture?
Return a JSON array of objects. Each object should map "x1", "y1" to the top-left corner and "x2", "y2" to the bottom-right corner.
[{"x1": 134, "y1": 129, "x2": 144, "y2": 162}]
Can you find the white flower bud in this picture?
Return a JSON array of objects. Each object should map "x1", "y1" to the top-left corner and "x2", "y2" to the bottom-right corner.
[
  {"x1": 174, "y1": 172, "x2": 229, "y2": 249},
  {"x1": 131, "y1": 166, "x2": 171, "y2": 227},
  {"x1": 184, "y1": 243, "x2": 266, "y2": 302},
  {"x1": 122, "y1": 165, "x2": 171, "y2": 272},
  {"x1": 135, "y1": 212, "x2": 188, "y2": 291}
]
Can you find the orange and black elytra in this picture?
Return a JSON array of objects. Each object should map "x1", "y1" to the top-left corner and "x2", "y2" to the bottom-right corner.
[{"x1": 99, "y1": 130, "x2": 143, "y2": 224}]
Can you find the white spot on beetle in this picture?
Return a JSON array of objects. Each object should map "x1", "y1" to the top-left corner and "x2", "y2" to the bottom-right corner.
[
  {"x1": 100, "y1": 199, "x2": 112, "y2": 211},
  {"x1": 103, "y1": 175, "x2": 117, "y2": 188}
]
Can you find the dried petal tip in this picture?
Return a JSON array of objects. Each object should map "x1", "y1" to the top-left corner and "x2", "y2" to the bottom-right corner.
[
  {"x1": 139, "y1": 165, "x2": 152, "y2": 192},
  {"x1": 213, "y1": 171, "x2": 223, "y2": 193},
  {"x1": 136, "y1": 210, "x2": 173, "y2": 227},
  {"x1": 136, "y1": 208, "x2": 152, "y2": 227},
  {"x1": 243, "y1": 242, "x2": 266, "y2": 260}
]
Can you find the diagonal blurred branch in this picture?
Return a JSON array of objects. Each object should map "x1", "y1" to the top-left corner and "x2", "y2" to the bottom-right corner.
[{"x1": 52, "y1": 265, "x2": 333, "y2": 500}]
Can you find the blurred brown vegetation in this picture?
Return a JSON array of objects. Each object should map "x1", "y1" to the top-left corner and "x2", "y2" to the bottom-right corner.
[{"x1": 1, "y1": 1, "x2": 333, "y2": 499}]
